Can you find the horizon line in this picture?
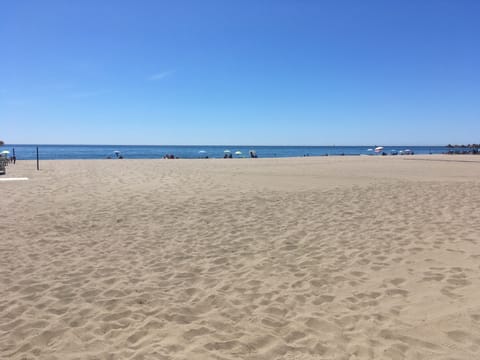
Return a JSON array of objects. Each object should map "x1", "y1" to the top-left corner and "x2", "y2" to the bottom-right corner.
[{"x1": 2, "y1": 143, "x2": 452, "y2": 147}]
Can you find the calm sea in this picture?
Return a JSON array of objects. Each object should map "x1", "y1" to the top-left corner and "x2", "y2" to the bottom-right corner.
[{"x1": 1, "y1": 144, "x2": 449, "y2": 160}]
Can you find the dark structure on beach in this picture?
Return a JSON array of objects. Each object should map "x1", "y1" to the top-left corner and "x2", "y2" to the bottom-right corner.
[{"x1": 445, "y1": 144, "x2": 479, "y2": 154}]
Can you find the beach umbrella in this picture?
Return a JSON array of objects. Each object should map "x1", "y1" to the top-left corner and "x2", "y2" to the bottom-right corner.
[
  {"x1": 235, "y1": 151, "x2": 242, "y2": 155},
  {"x1": 198, "y1": 150, "x2": 207, "y2": 154},
  {"x1": 224, "y1": 149, "x2": 231, "y2": 153},
  {"x1": 1, "y1": 150, "x2": 9, "y2": 155},
  {"x1": 374, "y1": 146, "x2": 384, "y2": 153}
]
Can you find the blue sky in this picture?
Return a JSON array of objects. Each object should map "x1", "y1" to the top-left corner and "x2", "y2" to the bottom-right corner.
[{"x1": 1, "y1": 0, "x2": 479, "y2": 145}]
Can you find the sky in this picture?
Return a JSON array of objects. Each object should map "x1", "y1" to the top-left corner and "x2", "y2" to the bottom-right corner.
[{"x1": 1, "y1": 0, "x2": 479, "y2": 145}]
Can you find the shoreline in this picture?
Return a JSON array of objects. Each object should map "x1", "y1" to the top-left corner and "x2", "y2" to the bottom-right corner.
[{"x1": 6, "y1": 152, "x2": 480, "y2": 163}]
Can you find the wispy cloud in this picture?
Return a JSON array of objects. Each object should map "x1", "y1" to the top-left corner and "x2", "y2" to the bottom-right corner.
[
  {"x1": 149, "y1": 70, "x2": 175, "y2": 81},
  {"x1": 68, "y1": 89, "x2": 110, "y2": 98}
]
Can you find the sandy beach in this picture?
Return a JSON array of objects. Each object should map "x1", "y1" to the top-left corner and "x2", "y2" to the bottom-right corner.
[{"x1": 1, "y1": 155, "x2": 480, "y2": 360}]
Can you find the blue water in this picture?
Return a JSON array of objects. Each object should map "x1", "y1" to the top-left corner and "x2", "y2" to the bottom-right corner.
[{"x1": 1, "y1": 144, "x2": 450, "y2": 160}]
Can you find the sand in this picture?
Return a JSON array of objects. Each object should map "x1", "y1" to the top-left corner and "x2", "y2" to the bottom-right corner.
[{"x1": 1, "y1": 155, "x2": 480, "y2": 360}]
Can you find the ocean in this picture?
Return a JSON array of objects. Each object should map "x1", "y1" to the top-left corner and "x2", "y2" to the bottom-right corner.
[{"x1": 1, "y1": 144, "x2": 450, "y2": 160}]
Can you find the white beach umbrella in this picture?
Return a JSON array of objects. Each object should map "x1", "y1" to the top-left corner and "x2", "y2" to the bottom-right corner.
[
  {"x1": 224, "y1": 149, "x2": 231, "y2": 153},
  {"x1": 235, "y1": 151, "x2": 242, "y2": 155},
  {"x1": 374, "y1": 146, "x2": 384, "y2": 153},
  {"x1": 1, "y1": 150, "x2": 10, "y2": 154}
]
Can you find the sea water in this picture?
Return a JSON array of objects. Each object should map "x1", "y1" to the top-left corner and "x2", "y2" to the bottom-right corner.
[{"x1": 1, "y1": 144, "x2": 450, "y2": 160}]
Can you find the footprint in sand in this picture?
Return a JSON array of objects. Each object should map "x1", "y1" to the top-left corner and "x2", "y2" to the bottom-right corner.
[
  {"x1": 126, "y1": 329, "x2": 149, "y2": 344},
  {"x1": 305, "y1": 317, "x2": 338, "y2": 333},
  {"x1": 446, "y1": 274, "x2": 470, "y2": 287},
  {"x1": 261, "y1": 317, "x2": 288, "y2": 328},
  {"x1": 350, "y1": 271, "x2": 366, "y2": 278},
  {"x1": 309, "y1": 279, "x2": 327, "y2": 288},
  {"x1": 446, "y1": 330, "x2": 470, "y2": 343},
  {"x1": 422, "y1": 271, "x2": 444, "y2": 282},
  {"x1": 183, "y1": 326, "x2": 212, "y2": 341},
  {"x1": 390, "y1": 278, "x2": 405, "y2": 286},
  {"x1": 312, "y1": 295, "x2": 335, "y2": 305},
  {"x1": 470, "y1": 314, "x2": 480, "y2": 323},
  {"x1": 440, "y1": 286, "x2": 462, "y2": 299},
  {"x1": 284, "y1": 330, "x2": 306, "y2": 343},
  {"x1": 385, "y1": 288, "x2": 409, "y2": 297}
]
